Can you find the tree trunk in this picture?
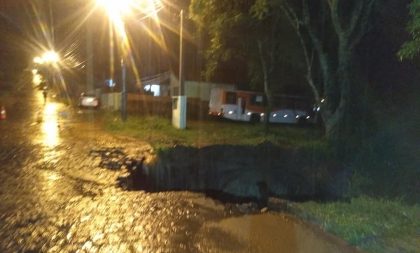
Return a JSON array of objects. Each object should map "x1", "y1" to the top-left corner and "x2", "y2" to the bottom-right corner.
[
  {"x1": 282, "y1": 0, "x2": 375, "y2": 146},
  {"x1": 324, "y1": 38, "x2": 365, "y2": 150},
  {"x1": 258, "y1": 40, "x2": 273, "y2": 133}
]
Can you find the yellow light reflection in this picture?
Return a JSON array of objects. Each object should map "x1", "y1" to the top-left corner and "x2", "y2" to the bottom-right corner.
[
  {"x1": 33, "y1": 73, "x2": 43, "y2": 86},
  {"x1": 44, "y1": 170, "x2": 61, "y2": 183},
  {"x1": 39, "y1": 170, "x2": 62, "y2": 202},
  {"x1": 42, "y1": 103, "x2": 60, "y2": 147}
]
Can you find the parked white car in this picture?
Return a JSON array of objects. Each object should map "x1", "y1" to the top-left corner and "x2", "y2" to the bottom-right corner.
[
  {"x1": 79, "y1": 93, "x2": 99, "y2": 109},
  {"x1": 209, "y1": 88, "x2": 314, "y2": 124}
]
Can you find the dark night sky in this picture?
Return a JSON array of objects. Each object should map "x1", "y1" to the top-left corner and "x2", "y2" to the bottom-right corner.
[{"x1": 357, "y1": 0, "x2": 420, "y2": 106}]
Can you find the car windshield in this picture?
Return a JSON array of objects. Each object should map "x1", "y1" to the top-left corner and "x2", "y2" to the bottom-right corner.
[{"x1": 0, "y1": 1, "x2": 418, "y2": 252}]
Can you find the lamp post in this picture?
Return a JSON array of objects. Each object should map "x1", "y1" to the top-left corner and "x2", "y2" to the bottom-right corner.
[
  {"x1": 95, "y1": 0, "x2": 185, "y2": 126},
  {"x1": 121, "y1": 59, "x2": 127, "y2": 121},
  {"x1": 171, "y1": 9, "x2": 186, "y2": 129},
  {"x1": 33, "y1": 50, "x2": 60, "y2": 89},
  {"x1": 95, "y1": 0, "x2": 160, "y2": 122},
  {"x1": 86, "y1": 17, "x2": 94, "y2": 94},
  {"x1": 179, "y1": 9, "x2": 184, "y2": 97}
]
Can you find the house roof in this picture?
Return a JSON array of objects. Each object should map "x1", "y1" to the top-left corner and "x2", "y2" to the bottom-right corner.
[{"x1": 141, "y1": 72, "x2": 170, "y2": 86}]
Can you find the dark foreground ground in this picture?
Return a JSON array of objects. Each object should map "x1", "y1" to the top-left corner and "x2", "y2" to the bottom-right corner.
[{"x1": 0, "y1": 87, "x2": 363, "y2": 252}]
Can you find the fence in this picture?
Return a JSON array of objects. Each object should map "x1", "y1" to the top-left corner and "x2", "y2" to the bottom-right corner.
[
  {"x1": 101, "y1": 93, "x2": 209, "y2": 119},
  {"x1": 126, "y1": 94, "x2": 172, "y2": 117},
  {"x1": 127, "y1": 94, "x2": 209, "y2": 120}
]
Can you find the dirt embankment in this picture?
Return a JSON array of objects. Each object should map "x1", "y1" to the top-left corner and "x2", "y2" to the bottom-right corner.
[{"x1": 146, "y1": 143, "x2": 351, "y2": 202}]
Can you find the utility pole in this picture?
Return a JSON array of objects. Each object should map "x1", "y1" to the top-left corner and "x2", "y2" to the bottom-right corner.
[
  {"x1": 121, "y1": 59, "x2": 127, "y2": 121},
  {"x1": 47, "y1": 0, "x2": 55, "y2": 90},
  {"x1": 172, "y1": 9, "x2": 187, "y2": 129},
  {"x1": 179, "y1": 9, "x2": 184, "y2": 96},
  {"x1": 86, "y1": 16, "x2": 94, "y2": 93},
  {"x1": 48, "y1": 0, "x2": 54, "y2": 45},
  {"x1": 109, "y1": 20, "x2": 115, "y2": 92}
]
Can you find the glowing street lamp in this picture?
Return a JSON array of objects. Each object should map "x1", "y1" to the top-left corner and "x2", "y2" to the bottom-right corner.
[
  {"x1": 96, "y1": 0, "x2": 162, "y2": 18},
  {"x1": 96, "y1": 0, "x2": 135, "y2": 16},
  {"x1": 33, "y1": 56, "x2": 44, "y2": 64},
  {"x1": 42, "y1": 50, "x2": 60, "y2": 64},
  {"x1": 33, "y1": 50, "x2": 60, "y2": 65},
  {"x1": 33, "y1": 50, "x2": 60, "y2": 90},
  {"x1": 95, "y1": 0, "x2": 162, "y2": 122},
  {"x1": 95, "y1": 0, "x2": 162, "y2": 37}
]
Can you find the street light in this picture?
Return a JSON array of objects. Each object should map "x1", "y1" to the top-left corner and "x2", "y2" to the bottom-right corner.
[
  {"x1": 95, "y1": 0, "x2": 162, "y2": 122},
  {"x1": 42, "y1": 50, "x2": 60, "y2": 64},
  {"x1": 95, "y1": 0, "x2": 186, "y2": 128},
  {"x1": 33, "y1": 50, "x2": 60, "y2": 65},
  {"x1": 33, "y1": 50, "x2": 60, "y2": 89},
  {"x1": 172, "y1": 8, "x2": 187, "y2": 129}
]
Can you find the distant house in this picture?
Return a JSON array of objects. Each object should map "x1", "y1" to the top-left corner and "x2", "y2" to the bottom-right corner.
[
  {"x1": 141, "y1": 72, "x2": 171, "y2": 97},
  {"x1": 140, "y1": 71, "x2": 236, "y2": 101},
  {"x1": 168, "y1": 72, "x2": 236, "y2": 101}
]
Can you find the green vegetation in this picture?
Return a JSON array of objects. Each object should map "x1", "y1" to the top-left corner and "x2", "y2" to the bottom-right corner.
[
  {"x1": 295, "y1": 196, "x2": 420, "y2": 253},
  {"x1": 398, "y1": 0, "x2": 420, "y2": 60},
  {"x1": 104, "y1": 113, "x2": 325, "y2": 150}
]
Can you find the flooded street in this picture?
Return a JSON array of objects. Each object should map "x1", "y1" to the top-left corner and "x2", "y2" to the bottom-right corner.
[{"x1": 0, "y1": 89, "x2": 362, "y2": 252}]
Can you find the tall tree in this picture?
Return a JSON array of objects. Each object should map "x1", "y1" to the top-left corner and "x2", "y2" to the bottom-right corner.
[
  {"x1": 191, "y1": 0, "x2": 378, "y2": 144},
  {"x1": 190, "y1": 0, "x2": 303, "y2": 127},
  {"x1": 276, "y1": 0, "x2": 378, "y2": 144}
]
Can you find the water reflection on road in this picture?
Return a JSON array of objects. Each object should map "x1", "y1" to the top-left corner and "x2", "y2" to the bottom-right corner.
[
  {"x1": 41, "y1": 102, "x2": 60, "y2": 148},
  {"x1": 32, "y1": 91, "x2": 61, "y2": 148}
]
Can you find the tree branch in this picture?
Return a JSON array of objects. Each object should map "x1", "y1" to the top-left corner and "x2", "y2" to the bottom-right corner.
[
  {"x1": 349, "y1": 0, "x2": 376, "y2": 49},
  {"x1": 280, "y1": 0, "x2": 321, "y2": 103},
  {"x1": 280, "y1": 1, "x2": 300, "y2": 30},
  {"x1": 346, "y1": 1, "x2": 364, "y2": 37},
  {"x1": 326, "y1": 0, "x2": 343, "y2": 34}
]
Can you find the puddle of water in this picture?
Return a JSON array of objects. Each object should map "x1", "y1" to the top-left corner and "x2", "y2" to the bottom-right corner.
[
  {"x1": 198, "y1": 213, "x2": 361, "y2": 253},
  {"x1": 41, "y1": 103, "x2": 60, "y2": 148}
]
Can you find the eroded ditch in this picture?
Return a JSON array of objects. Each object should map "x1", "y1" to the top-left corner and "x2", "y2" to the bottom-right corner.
[
  {"x1": 97, "y1": 143, "x2": 352, "y2": 204},
  {"x1": 148, "y1": 143, "x2": 350, "y2": 202}
]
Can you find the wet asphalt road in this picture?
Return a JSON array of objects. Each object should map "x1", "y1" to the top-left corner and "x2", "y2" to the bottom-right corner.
[
  {"x1": 0, "y1": 90, "x2": 229, "y2": 252},
  {"x1": 0, "y1": 89, "x2": 362, "y2": 253}
]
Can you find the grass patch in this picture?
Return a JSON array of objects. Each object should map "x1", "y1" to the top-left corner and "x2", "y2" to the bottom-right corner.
[
  {"x1": 104, "y1": 113, "x2": 325, "y2": 150},
  {"x1": 295, "y1": 196, "x2": 420, "y2": 253}
]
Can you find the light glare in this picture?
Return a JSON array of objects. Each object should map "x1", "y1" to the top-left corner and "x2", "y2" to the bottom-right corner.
[
  {"x1": 33, "y1": 56, "x2": 44, "y2": 64},
  {"x1": 42, "y1": 51, "x2": 60, "y2": 63}
]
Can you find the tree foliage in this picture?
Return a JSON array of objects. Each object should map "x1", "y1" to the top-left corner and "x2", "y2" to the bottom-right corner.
[
  {"x1": 191, "y1": 0, "x2": 304, "y2": 84},
  {"x1": 190, "y1": 0, "x2": 379, "y2": 144},
  {"x1": 398, "y1": 0, "x2": 420, "y2": 60},
  {"x1": 190, "y1": 0, "x2": 306, "y2": 128}
]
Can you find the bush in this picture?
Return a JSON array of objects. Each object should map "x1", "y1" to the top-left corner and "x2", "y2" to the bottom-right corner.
[{"x1": 348, "y1": 115, "x2": 419, "y2": 202}]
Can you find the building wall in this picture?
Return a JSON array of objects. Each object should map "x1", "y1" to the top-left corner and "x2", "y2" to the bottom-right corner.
[
  {"x1": 185, "y1": 81, "x2": 236, "y2": 101},
  {"x1": 170, "y1": 72, "x2": 236, "y2": 101}
]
